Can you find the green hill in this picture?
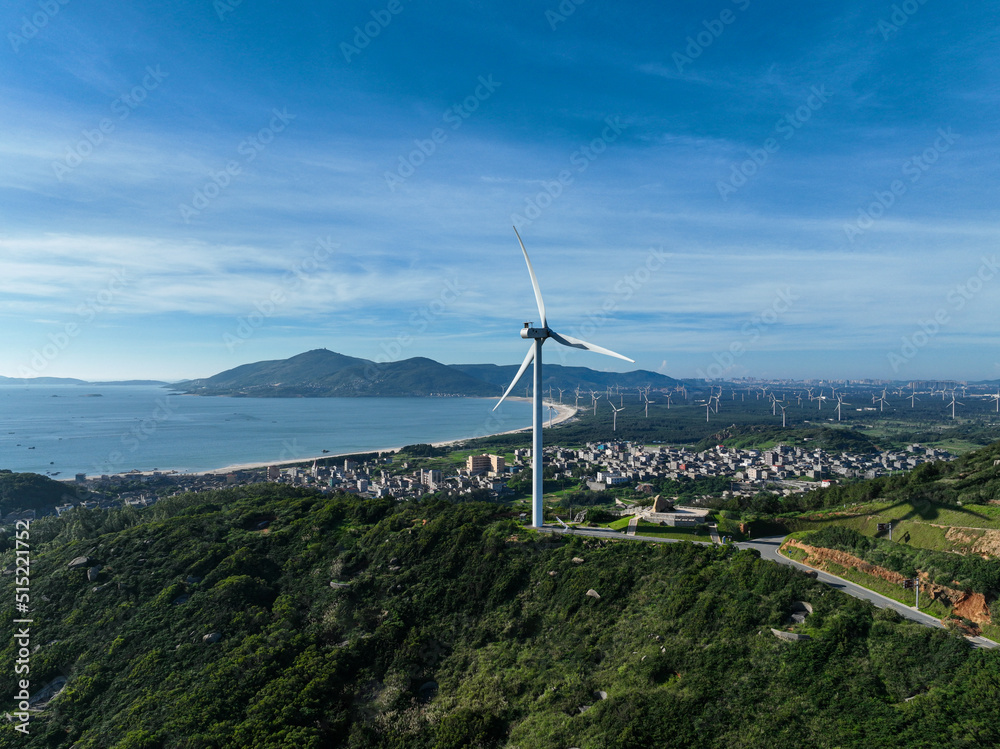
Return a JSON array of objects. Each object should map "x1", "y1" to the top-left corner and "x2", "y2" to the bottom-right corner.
[
  {"x1": 177, "y1": 349, "x2": 680, "y2": 398},
  {"x1": 179, "y1": 349, "x2": 496, "y2": 397},
  {"x1": 0, "y1": 471, "x2": 79, "y2": 517},
  {"x1": 2, "y1": 486, "x2": 1000, "y2": 747}
]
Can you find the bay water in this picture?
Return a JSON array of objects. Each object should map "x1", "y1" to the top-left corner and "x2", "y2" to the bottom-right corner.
[{"x1": 0, "y1": 385, "x2": 533, "y2": 477}]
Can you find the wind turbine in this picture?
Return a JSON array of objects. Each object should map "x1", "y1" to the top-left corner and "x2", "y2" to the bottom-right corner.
[
  {"x1": 946, "y1": 393, "x2": 963, "y2": 420},
  {"x1": 835, "y1": 395, "x2": 850, "y2": 422},
  {"x1": 610, "y1": 402, "x2": 624, "y2": 432},
  {"x1": 778, "y1": 402, "x2": 788, "y2": 428},
  {"x1": 644, "y1": 394, "x2": 654, "y2": 418},
  {"x1": 990, "y1": 388, "x2": 1000, "y2": 413},
  {"x1": 494, "y1": 228, "x2": 633, "y2": 528}
]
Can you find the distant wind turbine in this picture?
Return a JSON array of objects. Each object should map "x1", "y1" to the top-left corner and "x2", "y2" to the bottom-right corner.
[
  {"x1": 610, "y1": 402, "x2": 624, "y2": 432},
  {"x1": 494, "y1": 227, "x2": 633, "y2": 528},
  {"x1": 946, "y1": 393, "x2": 963, "y2": 420}
]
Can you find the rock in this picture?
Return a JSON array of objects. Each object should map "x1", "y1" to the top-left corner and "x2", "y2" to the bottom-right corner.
[
  {"x1": 68, "y1": 556, "x2": 90, "y2": 569},
  {"x1": 202, "y1": 632, "x2": 222, "y2": 644},
  {"x1": 571, "y1": 557, "x2": 585, "y2": 564},
  {"x1": 595, "y1": 690, "x2": 608, "y2": 700},
  {"x1": 586, "y1": 589, "x2": 601, "y2": 600},
  {"x1": 87, "y1": 566, "x2": 100, "y2": 582},
  {"x1": 791, "y1": 601, "x2": 814, "y2": 615},
  {"x1": 770, "y1": 628, "x2": 810, "y2": 642},
  {"x1": 329, "y1": 581, "x2": 350, "y2": 589},
  {"x1": 548, "y1": 571, "x2": 557, "y2": 577}
]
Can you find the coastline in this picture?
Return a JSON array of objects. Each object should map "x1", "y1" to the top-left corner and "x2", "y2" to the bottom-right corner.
[{"x1": 198, "y1": 399, "x2": 578, "y2": 475}]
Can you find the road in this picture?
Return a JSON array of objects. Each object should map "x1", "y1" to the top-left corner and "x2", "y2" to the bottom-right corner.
[{"x1": 538, "y1": 526, "x2": 998, "y2": 649}]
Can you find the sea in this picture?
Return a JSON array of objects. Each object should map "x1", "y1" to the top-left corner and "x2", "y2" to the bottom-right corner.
[{"x1": 0, "y1": 385, "x2": 533, "y2": 478}]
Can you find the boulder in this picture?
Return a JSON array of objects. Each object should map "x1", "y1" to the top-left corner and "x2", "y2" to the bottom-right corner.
[
  {"x1": 68, "y1": 556, "x2": 90, "y2": 569},
  {"x1": 586, "y1": 589, "x2": 601, "y2": 600},
  {"x1": 87, "y1": 566, "x2": 100, "y2": 582},
  {"x1": 571, "y1": 557, "x2": 585, "y2": 564},
  {"x1": 770, "y1": 628, "x2": 810, "y2": 642},
  {"x1": 202, "y1": 632, "x2": 222, "y2": 644}
]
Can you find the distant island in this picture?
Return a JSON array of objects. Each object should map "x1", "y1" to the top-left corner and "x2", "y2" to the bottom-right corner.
[{"x1": 174, "y1": 348, "x2": 681, "y2": 398}]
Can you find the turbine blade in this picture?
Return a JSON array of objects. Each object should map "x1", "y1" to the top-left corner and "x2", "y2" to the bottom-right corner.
[
  {"x1": 513, "y1": 226, "x2": 546, "y2": 328},
  {"x1": 493, "y1": 346, "x2": 535, "y2": 411},
  {"x1": 548, "y1": 329, "x2": 634, "y2": 363}
]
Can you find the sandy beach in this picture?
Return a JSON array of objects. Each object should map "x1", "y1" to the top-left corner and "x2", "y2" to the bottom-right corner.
[{"x1": 201, "y1": 399, "x2": 578, "y2": 475}]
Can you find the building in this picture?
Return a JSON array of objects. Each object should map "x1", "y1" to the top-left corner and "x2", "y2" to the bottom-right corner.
[{"x1": 467, "y1": 454, "x2": 506, "y2": 475}]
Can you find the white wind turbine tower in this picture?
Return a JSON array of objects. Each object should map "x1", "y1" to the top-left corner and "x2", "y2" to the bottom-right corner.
[
  {"x1": 643, "y1": 392, "x2": 655, "y2": 418},
  {"x1": 574, "y1": 386, "x2": 581, "y2": 409},
  {"x1": 610, "y1": 401, "x2": 624, "y2": 432},
  {"x1": 909, "y1": 387, "x2": 919, "y2": 409},
  {"x1": 494, "y1": 228, "x2": 633, "y2": 528},
  {"x1": 591, "y1": 391, "x2": 602, "y2": 415},
  {"x1": 991, "y1": 387, "x2": 1000, "y2": 413},
  {"x1": 778, "y1": 402, "x2": 788, "y2": 428},
  {"x1": 547, "y1": 403, "x2": 557, "y2": 428},
  {"x1": 835, "y1": 395, "x2": 850, "y2": 422},
  {"x1": 946, "y1": 392, "x2": 963, "y2": 420}
]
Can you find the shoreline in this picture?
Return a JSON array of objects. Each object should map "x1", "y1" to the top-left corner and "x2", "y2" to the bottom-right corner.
[{"x1": 187, "y1": 399, "x2": 578, "y2": 475}]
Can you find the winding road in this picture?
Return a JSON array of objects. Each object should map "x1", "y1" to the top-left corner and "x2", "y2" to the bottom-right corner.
[{"x1": 540, "y1": 526, "x2": 998, "y2": 649}]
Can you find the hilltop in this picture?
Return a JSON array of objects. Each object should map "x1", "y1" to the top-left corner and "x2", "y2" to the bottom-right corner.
[
  {"x1": 176, "y1": 349, "x2": 681, "y2": 398},
  {"x1": 2, "y1": 486, "x2": 999, "y2": 747}
]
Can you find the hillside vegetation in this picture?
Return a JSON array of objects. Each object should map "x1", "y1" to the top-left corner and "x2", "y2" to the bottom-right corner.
[
  {"x1": 3, "y1": 487, "x2": 1000, "y2": 748},
  {"x1": 0, "y1": 471, "x2": 78, "y2": 517}
]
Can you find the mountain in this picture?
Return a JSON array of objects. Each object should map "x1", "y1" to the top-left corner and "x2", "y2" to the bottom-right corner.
[
  {"x1": 173, "y1": 349, "x2": 678, "y2": 398},
  {"x1": 177, "y1": 349, "x2": 496, "y2": 397},
  {"x1": 176, "y1": 349, "x2": 681, "y2": 398},
  {"x1": 1, "y1": 485, "x2": 995, "y2": 746},
  {"x1": 451, "y1": 362, "x2": 681, "y2": 395},
  {"x1": 0, "y1": 376, "x2": 88, "y2": 385},
  {"x1": 0, "y1": 376, "x2": 168, "y2": 386}
]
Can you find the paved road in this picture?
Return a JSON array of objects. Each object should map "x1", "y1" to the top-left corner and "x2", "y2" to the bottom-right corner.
[{"x1": 539, "y1": 526, "x2": 998, "y2": 649}]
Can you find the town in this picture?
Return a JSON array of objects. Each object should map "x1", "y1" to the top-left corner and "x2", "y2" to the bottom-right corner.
[{"x1": 4, "y1": 440, "x2": 955, "y2": 525}]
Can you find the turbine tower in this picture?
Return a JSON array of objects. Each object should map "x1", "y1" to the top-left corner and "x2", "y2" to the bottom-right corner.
[
  {"x1": 610, "y1": 402, "x2": 624, "y2": 432},
  {"x1": 494, "y1": 228, "x2": 633, "y2": 528}
]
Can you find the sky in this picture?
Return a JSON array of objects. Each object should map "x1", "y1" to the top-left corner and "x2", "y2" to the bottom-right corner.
[{"x1": 1, "y1": 0, "x2": 998, "y2": 383}]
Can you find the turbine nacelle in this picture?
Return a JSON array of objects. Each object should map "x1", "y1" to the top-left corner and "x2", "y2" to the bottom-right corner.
[{"x1": 521, "y1": 326, "x2": 548, "y2": 340}]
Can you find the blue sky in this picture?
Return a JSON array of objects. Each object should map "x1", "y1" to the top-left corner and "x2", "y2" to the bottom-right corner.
[{"x1": 1, "y1": 0, "x2": 998, "y2": 382}]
